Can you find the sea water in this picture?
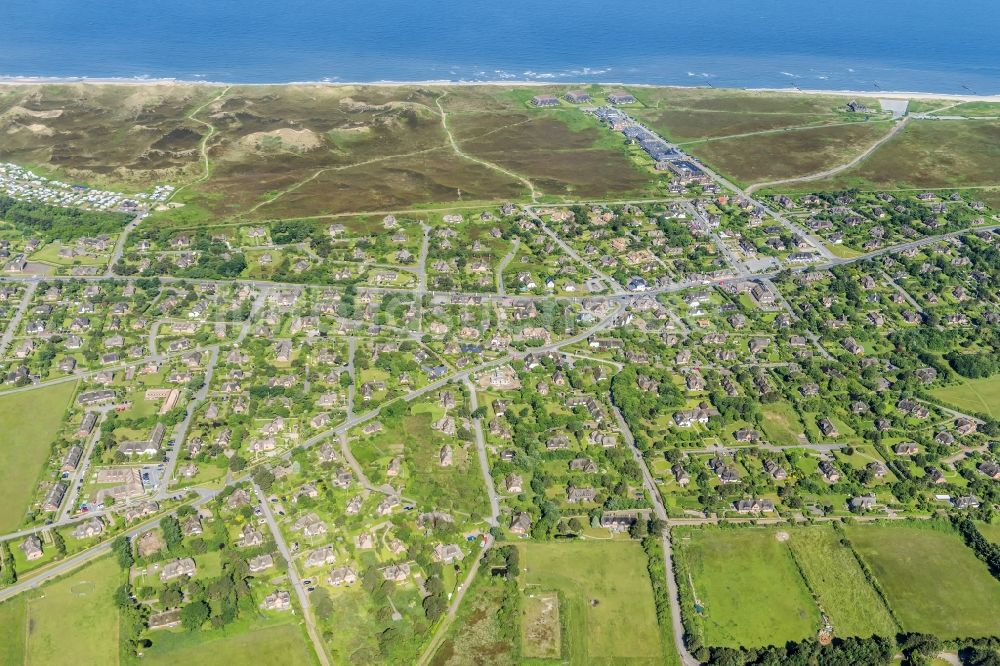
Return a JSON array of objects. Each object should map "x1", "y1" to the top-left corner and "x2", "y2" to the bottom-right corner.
[{"x1": 2, "y1": 0, "x2": 998, "y2": 93}]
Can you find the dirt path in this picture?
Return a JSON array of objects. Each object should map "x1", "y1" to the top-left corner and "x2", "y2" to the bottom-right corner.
[
  {"x1": 746, "y1": 117, "x2": 910, "y2": 194},
  {"x1": 678, "y1": 119, "x2": 888, "y2": 147},
  {"x1": 169, "y1": 86, "x2": 232, "y2": 201},
  {"x1": 435, "y1": 92, "x2": 539, "y2": 202}
]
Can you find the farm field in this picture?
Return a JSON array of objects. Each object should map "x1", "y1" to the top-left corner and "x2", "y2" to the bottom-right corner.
[
  {"x1": 786, "y1": 526, "x2": 898, "y2": 638},
  {"x1": 139, "y1": 617, "x2": 316, "y2": 666},
  {"x1": 0, "y1": 555, "x2": 122, "y2": 666},
  {"x1": 675, "y1": 528, "x2": 819, "y2": 648},
  {"x1": 517, "y1": 540, "x2": 663, "y2": 664},
  {"x1": 0, "y1": 380, "x2": 78, "y2": 532},
  {"x1": 930, "y1": 375, "x2": 1000, "y2": 418},
  {"x1": 847, "y1": 525, "x2": 1000, "y2": 638}
]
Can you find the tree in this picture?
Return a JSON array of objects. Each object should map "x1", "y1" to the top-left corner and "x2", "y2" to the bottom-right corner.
[
  {"x1": 180, "y1": 600, "x2": 210, "y2": 631},
  {"x1": 252, "y1": 467, "x2": 276, "y2": 493},
  {"x1": 160, "y1": 516, "x2": 183, "y2": 552},
  {"x1": 112, "y1": 536, "x2": 134, "y2": 569},
  {"x1": 422, "y1": 593, "x2": 446, "y2": 621},
  {"x1": 52, "y1": 531, "x2": 66, "y2": 556}
]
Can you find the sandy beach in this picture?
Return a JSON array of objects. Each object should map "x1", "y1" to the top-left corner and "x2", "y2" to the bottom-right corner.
[{"x1": 0, "y1": 75, "x2": 998, "y2": 102}]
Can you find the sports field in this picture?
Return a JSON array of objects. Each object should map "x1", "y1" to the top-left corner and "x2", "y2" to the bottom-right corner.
[
  {"x1": 931, "y1": 375, "x2": 1000, "y2": 418},
  {"x1": 676, "y1": 528, "x2": 819, "y2": 648},
  {"x1": 847, "y1": 525, "x2": 1000, "y2": 638},
  {"x1": 0, "y1": 380, "x2": 78, "y2": 532},
  {"x1": 517, "y1": 540, "x2": 663, "y2": 664},
  {"x1": 0, "y1": 555, "x2": 123, "y2": 665},
  {"x1": 787, "y1": 527, "x2": 897, "y2": 638}
]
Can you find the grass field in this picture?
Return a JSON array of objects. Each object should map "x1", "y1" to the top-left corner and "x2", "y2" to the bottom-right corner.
[
  {"x1": 0, "y1": 380, "x2": 78, "y2": 532},
  {"x1": 931, "y1": 375, "x2": 1000, "y2": 418},
  {"x1": 0, "y1": 555, "x2": 123, "y2": 665},
  {"x1": 140, "y1": 619, "x2": 316, "y2": 666},
  {"x1": 517, "y1": 540, "x2": 663, "y2": 664},
  {"x1": 0, "y1": 594, "x2": 26, "y2": 665},
  {"x1": 786, "y1": 527, "x2": 898, "y2": 638},
  {"x1": 978, "y1": 522, "x2": 1000, "y2": 545},
  {"x1": 848, "y1": 525, "x2": 1000, "y2": 638},
  {"x1": 676, "y1": 528, "x2": 819, "y2": 648},
  {"x1": 783, "y1": 119, "x2": 1000, "y2": 191},
  {"x1": 760, "y1": 401, "x2": 805, "y2": 446},
  {"x1": 684, "y1": 121, "x2": 894, "y2": 186}
]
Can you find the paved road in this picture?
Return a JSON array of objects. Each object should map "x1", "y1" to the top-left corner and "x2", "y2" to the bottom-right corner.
[
  {"x1": 0, "y1": 280, "x2": 36, "y2": 359},
  {"x1": 611, "y1": 404, "x2": 698, "y2": 666},
  {"x1": 464, "y1": 379, "x2": 499, "y2": 526},
  {"x1": 0, "y1": 222, "x2": 995, "y2": 311},
  {"x1": 495, "y1": 238, "x2": 519, "y2": 296},
  {"x1": 0, "y1": 492, "x2": 215, "y2": 603},
  {"x1": 417, "y1": 222, "x2": 430, "y2": 295},
  {"x1": 158, "y1": 345, "x2": 219, "y2": 498},
  {"x1": 59, "y1": 408, "x2": 112, "y2": 521},
  {"x1": 252, "y1": 482, "x2": 331, "y2": 666},
  {"x1": 106, "y1": 213, "x2": 144, "y2": 276}
]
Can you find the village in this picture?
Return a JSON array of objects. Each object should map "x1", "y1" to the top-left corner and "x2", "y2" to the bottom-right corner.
[{"x1": 0, "y1": 84, "x2": 997, "y2": 666}]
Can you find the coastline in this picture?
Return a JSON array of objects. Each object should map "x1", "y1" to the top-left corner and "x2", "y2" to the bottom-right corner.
[{"x1": 0, "y1": 75, "x2": 998, "y2": 102}]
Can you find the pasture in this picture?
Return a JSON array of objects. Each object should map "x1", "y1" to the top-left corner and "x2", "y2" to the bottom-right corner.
[
  {"x1": 517, "y1": 540, "x2": 662, "y2": 664},
  {"x1": 675, "y1": 527, "x2": 819, "y2": 648},
  {"x1": 847, "y1": 524, "x2": 1000, "y2": 638},
  {"x1": 786, "y1": 526, "x2": 897, "y2": 638},
  {"x1": 0, "y1": 380, "x2": 78, "y2": 532}
]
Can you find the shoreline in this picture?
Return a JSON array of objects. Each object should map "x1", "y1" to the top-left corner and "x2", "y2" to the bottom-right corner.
[{"x1": 0, "y1": 75, "x2": 998, "y2": 102}]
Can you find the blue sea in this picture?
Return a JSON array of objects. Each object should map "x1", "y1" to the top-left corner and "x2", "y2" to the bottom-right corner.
[{"x1": 2, "y1": 0, "x2": 999, "y2": 94}]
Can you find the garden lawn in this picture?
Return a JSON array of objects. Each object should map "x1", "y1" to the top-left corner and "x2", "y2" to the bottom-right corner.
[
  {"x1": 847, "y1": 525, "x2": 1000, "y2": 637},
  {"x1": 677, "y1": 528, "x2": 819, "y2": 648},
  {"x1": 931, "y1": 375, "x2": 1000, "y2": 418},
  {"x1": 787, "y1": 526, "x2": 897, "y2": 637},
  {"x1": 0, "y1": 380, "x2": 78, "y2": 532},
  {"x1": 517, "y1": 540, "x2": 662, "y2": 664}
]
